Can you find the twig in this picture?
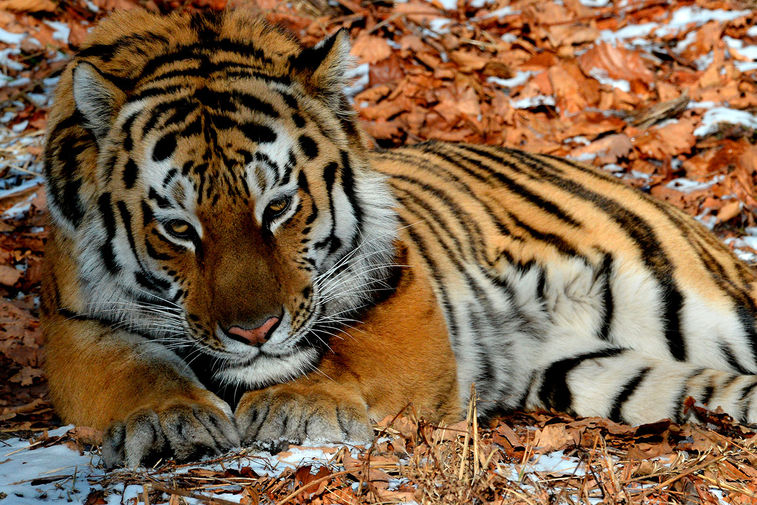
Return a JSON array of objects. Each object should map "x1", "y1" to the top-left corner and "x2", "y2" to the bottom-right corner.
[
  {"x1": 277, "y1": 469, "x2": 350, "y2": 505},
  {"x1": 150, "y1": 484, "x2": 240, "y2": 505}
]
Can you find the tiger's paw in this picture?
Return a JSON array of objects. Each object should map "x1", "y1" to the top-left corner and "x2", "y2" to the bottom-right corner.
[
  {"x1": 235, "y1": 385, "x2": 374, "y2": 449},
  {"x1": 102, "y1": 401, "x2": 240, "y2": 468}
]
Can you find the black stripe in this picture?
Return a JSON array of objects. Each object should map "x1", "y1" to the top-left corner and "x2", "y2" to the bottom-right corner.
[
  {"x1": 116, "y1": 200, "x2": 171, "y2": 292},
  {"x1": 313, "y1": 162, "x2": 341, "y2": 254},
  {"x1": 608, "y1": 367, "x2": 651, "y2": 422},
  {"x1": 740, "y1": 380, "x2": 757, "y2": 423},
  {"x1": 720, "y1": 343, "x2": 753, "y2": 375},
  {"x1": 148, "y1": 187, "x2": 172, "y2": 209},
  {"x1": 123, "y1": 159, "x2": 139, "y2": 189},
  {"x1": 507, "y1": 212, "x2": 584, "y2": 258},
  {"x1": 98, "y1": 192, "x2": 119, "y2": 274},
  {"x1": 339, "y1": 151, "x2": 363, "y2": 244},
  {"x1": 239, "y1": 122, "x2": 276, "y2": 144},
  {"x1": 144, "y1": 237, "x2": 172, "y2": 261},
  {"x1": 445, "y1": 144, "x2": 583, "y2": 228},
  {"x1": 596, "y1": 253, "x2": 614, "y2": 340},
  {"x1": 538, "y1": 348, "x2": 625, "y2": 413},
  {"x1": 701, "y1": 379, "x2": 715, "y2": 406},
  {"x1": 299, "y1": 135, "x2": 318, "y2": 159},
  {"x1": 152, "y1": 132, "x2": 177, "y2": 162}
]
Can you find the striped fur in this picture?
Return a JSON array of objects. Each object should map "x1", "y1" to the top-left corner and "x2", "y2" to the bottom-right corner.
[{"x1": 42, "y1": 9, "x2": 757, "y2": 466}]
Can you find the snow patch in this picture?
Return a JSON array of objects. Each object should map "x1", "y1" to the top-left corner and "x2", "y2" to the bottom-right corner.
[
  {"x1": 43, "y1": 21, "x2": 71, "y2": 43},
  {"x1": 0, "y1": 28, "x2": 26, "y2": 44},
  {"x1": 487, "y1": 71, "x2": 533, "y2": 89},
  {"x1": 511, "y1": 95, "x2": 556, "y2": 109},
  {"x1": 694, "y1": 108, "x2": 757, "y2": 137},
  {"x1": 479, "y1": 6, "x2": 520, "y2": 20},
  {"x1": 436, "y1": 0, "x2": 457, "y2": 10},
  {"x1": 666, "y1": 175, "x2": 724, "y2": 194},
  {"x1": 656, "y1": 6, "x2": 751, "y2": 36},
  {"x1": 579, "y1": 0, "x2": 610, "y2": 6},
  {"x1": 0, "y1": 427, "x2": 103, "y2": 505},
  {"x1": 344, "y1": 63, "x2": 370, "y2": 98},
  {"x1": 588, "y1": 68, "x2": 631, "y2": 92}
]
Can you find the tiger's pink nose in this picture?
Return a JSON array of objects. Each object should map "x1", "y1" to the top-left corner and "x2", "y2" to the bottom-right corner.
[{"x1": 226, "y1": 316, "x2": 280, "y2": 346}]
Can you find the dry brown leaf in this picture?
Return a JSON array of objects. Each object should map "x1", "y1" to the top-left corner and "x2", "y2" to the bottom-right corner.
[
  {"x1": 569, "y1": 133, "x2": 633, "y2": 165},
  {"x1": 393, "y1": 0, "x2": 442, "y2": 25},
  {"x1": 533, "y1": 424, "x2": 579, "y2": 453},
  {"x1": 549, "y1": 63, "x2": 589, "y2": 117},
  {"x1": 0, "y1": 0, "x2": 55, "y2": 11},
  {"x1": 351, "y1": 33, "x2": 392, "y2": 65},
  {"x1": 716, "y1": 200, "x2": 741, "y2": 222},
  {"x1": 9, "y1": 366, "x2": 43, "y2": 386},
  {"x1": 578, "y1": 42, "x2": 654, "y2": 83},
  {"x1": 0, "y1": 264, "x2": 21, "y2": 287},
  {"x1": 635, "y1": 118, "x2": 696, "y2": 159}
]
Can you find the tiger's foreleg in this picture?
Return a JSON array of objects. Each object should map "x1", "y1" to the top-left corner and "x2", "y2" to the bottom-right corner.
[
  {"x1": 523, "y1": 347, "x2": 757, "y2": 425},
  {"x1": 44, "y1": 314, "x2": 239, "y2": 468}
]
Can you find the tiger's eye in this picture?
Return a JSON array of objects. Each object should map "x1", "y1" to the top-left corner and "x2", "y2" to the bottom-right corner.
[
  {"x1": 165, "y1": 220, "x2": 193, "y2": 239},
  {"x1": 266, "y1": 196, "x2": 291, "y2": 216}
]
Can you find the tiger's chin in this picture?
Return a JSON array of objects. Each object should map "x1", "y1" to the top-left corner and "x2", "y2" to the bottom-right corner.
[{"x1": 212, "y1": 347, "x2": 322, "y2": 389}]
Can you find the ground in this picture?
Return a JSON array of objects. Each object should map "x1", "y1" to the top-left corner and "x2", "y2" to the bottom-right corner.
[{"x1": 1, "y1": 0, "x2": 757, "y2": 503}]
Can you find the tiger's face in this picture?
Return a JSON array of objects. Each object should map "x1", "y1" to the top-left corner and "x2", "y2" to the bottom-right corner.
[{"x1": 50, "y1": 15, "x2": 397, "y2": 387}]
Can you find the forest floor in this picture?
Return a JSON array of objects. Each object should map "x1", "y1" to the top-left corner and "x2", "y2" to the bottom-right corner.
[{"x1": 1, "y1": 0, "x2": 757, "y2": 503}]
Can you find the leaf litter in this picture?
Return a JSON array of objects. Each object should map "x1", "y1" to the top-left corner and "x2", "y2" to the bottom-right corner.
[{"x1": 1, "y1": 0, "x2": 757, "y2": 503}]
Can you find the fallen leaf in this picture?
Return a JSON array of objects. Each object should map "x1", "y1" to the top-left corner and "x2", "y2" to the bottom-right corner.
[
  {"x1": 0, "y1": 265, "x2": 21, "y2": 287},
  {"x1": 351, "y1": 33, "x2": 392, "y2": 64},
  {"x1": 0, "y1": 0, "x2": 56, "y2": 12},
  {"x1": 579, "y1": 42, "x2": 655, "y2": 83}
]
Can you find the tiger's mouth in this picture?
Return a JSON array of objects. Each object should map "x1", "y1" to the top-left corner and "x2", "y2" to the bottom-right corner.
[{"x1": 205, "y1": 306, "x2": 325, "y2": 362}]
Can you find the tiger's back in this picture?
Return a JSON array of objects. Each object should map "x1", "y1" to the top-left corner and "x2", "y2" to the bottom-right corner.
[{"x1": 373, "y1": 142, "x2": 757, "y2": 424}]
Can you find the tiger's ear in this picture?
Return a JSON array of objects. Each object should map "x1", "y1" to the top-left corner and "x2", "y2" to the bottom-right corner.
[
  {"x1": 291, "y1": 29, "x2": 352, "y2": 110},
  {"x1": 72, "y1": 62, "x2": 125, "y2": 141}
]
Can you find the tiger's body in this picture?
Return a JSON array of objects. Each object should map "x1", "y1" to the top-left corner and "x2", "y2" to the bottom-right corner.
[{"x1": 42, "y1": 9, "x2": 757, "y2": 467}]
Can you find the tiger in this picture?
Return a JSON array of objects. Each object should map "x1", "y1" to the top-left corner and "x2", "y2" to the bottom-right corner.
[{"x1": 41, "y1": 8, "x2": 757, "y2": 468}]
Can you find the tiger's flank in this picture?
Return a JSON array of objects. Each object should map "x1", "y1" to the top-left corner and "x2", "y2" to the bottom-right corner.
[{"x1": 42, "y1": 9, "x2": 757, "y2": 468}]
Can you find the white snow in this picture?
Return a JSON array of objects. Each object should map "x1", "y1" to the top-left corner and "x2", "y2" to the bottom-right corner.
[
  {"x1": 599, "y1": 6, "x2": 751, "y2": 45},
  {"x1": 469, "y1": 0, "x2": 492, "y2": 7},
  {"x1": 530, "y1": 450, "x2": 586, "y2": 476},
  {"x1": 588, "y1": 68, "x2": 631, "y2": 92},
  {"x1": 598, "y1": 23, "x2": 658, "y2": 43},
  {"x1": 0, "y1": 427, "x2": 103, "y2": 505},
  {"x1": 579, "y1": 0, "x2": 610, "y2": 6},
  {"x1": 43, "y1": 21, "x2": 71, "y2": 44},
  {"x1": 723, "y1": 36, "x2": 757, "y2": 62},
  {"x1": 436, "y1": 0, "x2": 457, "y2": 10},
  {"x1": 479, "y1": 6, "x2": 520, "y2": 20},
  {"x1": 0, "y1": 48, "x2": 25, "y2": 71},
  {"x1": 428, "y1": 18, "x2": 451, "y2": 33},
  {"x1": 344, "y1": 63, "x2": 370, "y2": 98},
  {"x1": 666, "y1": 175, "x2": 724, "y2": 194},
  {"x1": 511, "y1": 95, "x2": 556, "y2": 109},
  {"x1": 487, "y1": 71, "x2": 533, "y2": 89},
  {"x1": 0, "y1": 28, "x2": 26, "y2": 45},
  {"x1": 694, "y1": 108, "x2": 757, "y2": 137}
]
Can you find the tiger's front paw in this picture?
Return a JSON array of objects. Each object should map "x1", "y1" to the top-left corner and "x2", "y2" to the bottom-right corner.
[
  {"x1": 235, "y1": 385, "x2": 373, "y2": 449},
  {"x1": 102, "y1": 401, "x2": 240, "y2": 468}
]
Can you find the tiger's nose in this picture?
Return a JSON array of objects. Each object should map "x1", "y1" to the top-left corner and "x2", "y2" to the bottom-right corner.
[{"x1": 225, "y1": 316, "x2": 280, "y2": 346}]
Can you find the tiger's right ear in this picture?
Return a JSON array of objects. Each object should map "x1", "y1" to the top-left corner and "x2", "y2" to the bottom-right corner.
[{"x1": 72, "y1": 62, "x2": 125, "y2": 141}]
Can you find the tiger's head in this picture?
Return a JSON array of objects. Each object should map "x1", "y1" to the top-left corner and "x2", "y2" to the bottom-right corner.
[{"x1": 44, "y1": 10, "x2": 397, "y2": 386}]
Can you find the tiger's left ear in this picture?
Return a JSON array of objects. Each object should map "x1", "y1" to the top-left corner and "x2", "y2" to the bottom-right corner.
[
  {"x1": 291, "y1": 29, "x2": 352, "y2": 110},
  {"x1": 72, "y1": 62, "x2": 126, "y2": 142}
]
